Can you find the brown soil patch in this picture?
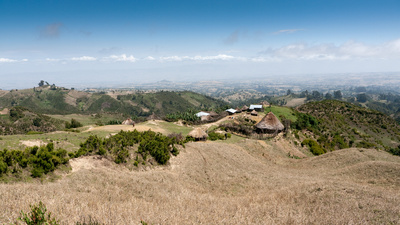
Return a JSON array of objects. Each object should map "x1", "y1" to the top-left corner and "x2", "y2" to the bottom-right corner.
[
  {"x1": 285, "y1": 97, "x2": 306, "y2": 107},
  {"x1": 0, "y1": 108, "x2": 9, "y2": 115},
  {"x1": 19, "y1": 140, "x2": 47, "y2": 147}
]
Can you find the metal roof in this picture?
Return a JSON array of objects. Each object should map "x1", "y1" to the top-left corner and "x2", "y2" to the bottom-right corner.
[
  {"x1": 225, "y1": 108, "x2": 237, "y2": 114},
  {"x1": 249, "y1": 105, "x2": 263, "y2": 110},
  {"x1": 195, "y1": 111, "x2": 210, "y2": 117}
]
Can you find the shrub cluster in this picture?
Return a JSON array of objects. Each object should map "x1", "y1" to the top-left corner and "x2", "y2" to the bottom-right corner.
[
  {"x1": 208, "y1": 132, "x2": 231, "y2": 141},
  {"x1": 219, "y1": 117, "x2": 255, "y2": 136},
  {"x1": 65, "y1": 118, "x2": 83, "y2": 129},
  {"x1": 0, "y1": 143, "x2": 69, "y2": 178},
  {"x1": 75, "y1": 130, "x2": 181, "y2": 165},
  {"x1": 301, "y1": 139, "x2": 325, "y2": 155}
]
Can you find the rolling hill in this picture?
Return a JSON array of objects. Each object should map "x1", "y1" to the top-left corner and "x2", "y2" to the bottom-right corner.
[
  {"x1": 0, "y1": 86, "x2": 227, "y2": 117},
  {"x1": 0, "y1": 139, "x2": 399, "y2": 224}
]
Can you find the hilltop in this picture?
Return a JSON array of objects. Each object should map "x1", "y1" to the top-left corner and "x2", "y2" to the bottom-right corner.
[{"x1": 0, "y1": 85, "x2": 226, "y2": 118}]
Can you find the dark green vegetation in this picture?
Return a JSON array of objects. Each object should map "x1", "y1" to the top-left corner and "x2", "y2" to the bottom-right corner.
[
  {"x1": 75, "y1": 130, "x2": 182, "y2": 165},
  {"x1": 0, "y1": 130, "x2": 185, "y2": 180},
  {"x1": 0, "y1": 106, "x2": 64, "y2": 135},
  {"x1": 208, "y1": 132, "x2": 231, "y2": 141},
  {"x1": 64, "y1": 118, "x2": 83, "y2": 129},
  {"x1": 0, "y1": 143, "x2": 69, "y2": 178},
  {"x1": 296, "y1": 100, "x2": 400, "y2": 153}
]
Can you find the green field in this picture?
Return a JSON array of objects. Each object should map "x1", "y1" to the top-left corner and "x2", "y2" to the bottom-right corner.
[{"x1": 264, "y1": 105, "x2": 297, "y2": 122}]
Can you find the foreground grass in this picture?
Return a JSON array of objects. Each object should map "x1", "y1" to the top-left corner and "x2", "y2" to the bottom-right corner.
[{"x1": 0, "y1": 142, "x2": 399, "y2": 224}]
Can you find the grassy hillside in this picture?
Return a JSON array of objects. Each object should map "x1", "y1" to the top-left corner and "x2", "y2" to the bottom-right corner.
[
  {"x1": 1, "y1": 140, "x2": 399, "y2": 224},
  {"x1": 296, "y1": 100, "x2": 400, "y2": 152},
  {"x1": 0, "y1": 87, "x2": 227, "y2": 118}
]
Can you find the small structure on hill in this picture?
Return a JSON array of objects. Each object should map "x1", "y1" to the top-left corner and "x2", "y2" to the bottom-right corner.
[
  {"x1": 147, "y1": 112, "x2": 160, "y2": 121},
  {"x1": 241, "y1": 105, "x2": 249, "y2": 112},
  {"x1": 255, "y1": 112, "x2": 284, "y2": 134},
  {"x1": 250, "y1": 110, "x2": 258, "y2": 116},
  {"x1": 122, "y1": 118, "x2": 135, "y2": 126},
  {"x1": 260, "y1": 101, "x2": 270, "y2": 107},
  {"x1": 201, "y1": 115, "x2": 212, "y2": 121},
  {"x1": 225, "y1": 108, "x2": 237, "y2": 115},
  {"x1": 208, "y1": 111, "x2": 219, "y2": 117},
  {"x1": 249, "y1": 104, "x2": 263, "y2": 112},
  {"x1": 235, "y1": 107, "x2": 242, "y2": 113},
  {"x1": 196, "y1": 111, "x2": 210, "y2": 117},
  {"x1": 188, "y1": 128, "x2": 208, "y2": 141}
]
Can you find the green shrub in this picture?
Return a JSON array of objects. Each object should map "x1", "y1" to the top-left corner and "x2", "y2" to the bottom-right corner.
[
  {"x1": 65, "y1": 118, "x2": 83, "y2": 129},
  {"x1": 208, "y1": 132, "x2": 225, "y2": 141},
  {"x1": 18, "y1": 201, "x2": 59, "y2": 225},
  {"x1": 302, "y1": 139, "x2": 325, "y2": 155},
  {"x1": 389, "y1": 146, "x2": 400, "y2": 156}
]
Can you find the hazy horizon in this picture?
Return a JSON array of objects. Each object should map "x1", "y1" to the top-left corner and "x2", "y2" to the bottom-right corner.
[{"x1": 1, "y1": 0, "x2": 400, "y2": 89}]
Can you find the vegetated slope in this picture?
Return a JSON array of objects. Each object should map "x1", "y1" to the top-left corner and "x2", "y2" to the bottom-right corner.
[
  {"x1": 0, "y1": 140, "x2": 399, "y2": 224},
  {"x1": 0, "y1": 106, "x2": 64, "y2": 135},
  {"x1": 297, "y1": 100, "x2": 400, "y2": 151},
  {"x1": 0, "y1": 87, "x2": 80, "y2": 114},
  {"x1": 117, "y1": 91, "x2": 227, "y2": 116},
  {"x1": 0, "y1": 87, "x2": 226, "y2": 117}
]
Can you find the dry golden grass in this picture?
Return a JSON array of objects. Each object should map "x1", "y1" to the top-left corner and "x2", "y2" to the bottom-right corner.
[{"x1": 1, "y1": 139, "x2": 400, "y2": 224}]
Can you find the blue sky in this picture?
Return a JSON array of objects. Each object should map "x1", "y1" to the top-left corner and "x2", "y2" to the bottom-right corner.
[{"x1": 1, "y1": 0, "x2": 400, "y2": 88}]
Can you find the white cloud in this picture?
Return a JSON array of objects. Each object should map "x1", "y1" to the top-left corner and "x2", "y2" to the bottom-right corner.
[
  {"x1": 71, "y1": 56, "x2": 97, "y2": 61},
  {"x1": 159, "y1": 56, "x2": 189, "y2": 62},
  {"x1": 0, "y1": 58, "x2": 29, "y2": 63},
  {"x1": 159, "y1": 54, "x2": 243, "y2": 62},
  {"x1": 46, "y1": 58, "x2": 60, "y2": 62},
  {"x1": 273, "y1": 29, "x2": 304, "y2": 34},
  {"x1": 0, "y1": 58, "x2": 18, "y2": 63},
  {"x1": 107, "y1": 54, "x2": 136, "y2": 62},
  {"x1": 258, "y1": 38, "x2": 400, "y2": 61},
  {"x1": 144, "y1": 56, "x2": 155, "y2": 61}
]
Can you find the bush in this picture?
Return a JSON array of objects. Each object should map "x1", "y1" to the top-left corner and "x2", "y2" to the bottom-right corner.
[
  {"x1": 65, "y1": 118, "x2": 83, "y2": 129},
  {"x1": 18, "y1": 201, "x2": 59, "y2": 225},
  {"x1": 302, "y1": 139, "x2": 325, "y2": 155},
  {"x1": 208, "y1": 132, "x2": 226, "y2": 141},
  {"x1": 389, "y1": 146, "x2": 400, "y2": 156},
  {"x1": 0, "y1": 143, "x2": 70, "y2": 178}
]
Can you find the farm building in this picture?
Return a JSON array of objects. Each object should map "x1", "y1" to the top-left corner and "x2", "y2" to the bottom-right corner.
[
  {"x1": 188, "y1": 128, "x2": 208, "y2": 141},
  {"x1": 249, "y1": 105, "x2": 263, "y2": 112},
  {"x1": 255, "y1": 112, "x2": 284, "y2": 134},
  {"x1": 196, "y1": 111, "x2": 211, "y2": 117},
  {"x1": 225, "y1": 108, "x2": 237, "y2": 115},
  {"x1": 122, "y1": 118, "x2": 135, "y2": 125}
]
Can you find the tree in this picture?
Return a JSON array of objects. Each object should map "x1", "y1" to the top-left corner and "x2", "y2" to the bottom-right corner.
[
  {"x1": 287, "y1": 89, "x2": 292, "y2": 95},
  {"x1": 38, "y1": 80, "x2": 45, "y2": 87},
  {"x1": 311, "y1": 91, "x2": 322, "y2": 100},
  {"x1": 357, "y1": 93, "x2": 368, "y2": 103},
  {"x1": 334, "y1": 90, "x2": 342, "y2": 99},
  {"x1": 325, "y1": 93, "x2": 333, "y2": 99}
]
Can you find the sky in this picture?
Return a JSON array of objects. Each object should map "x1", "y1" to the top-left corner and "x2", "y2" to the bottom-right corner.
[{"x1": 1, "y1": 0, "x2": 400, "y2": 89}]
